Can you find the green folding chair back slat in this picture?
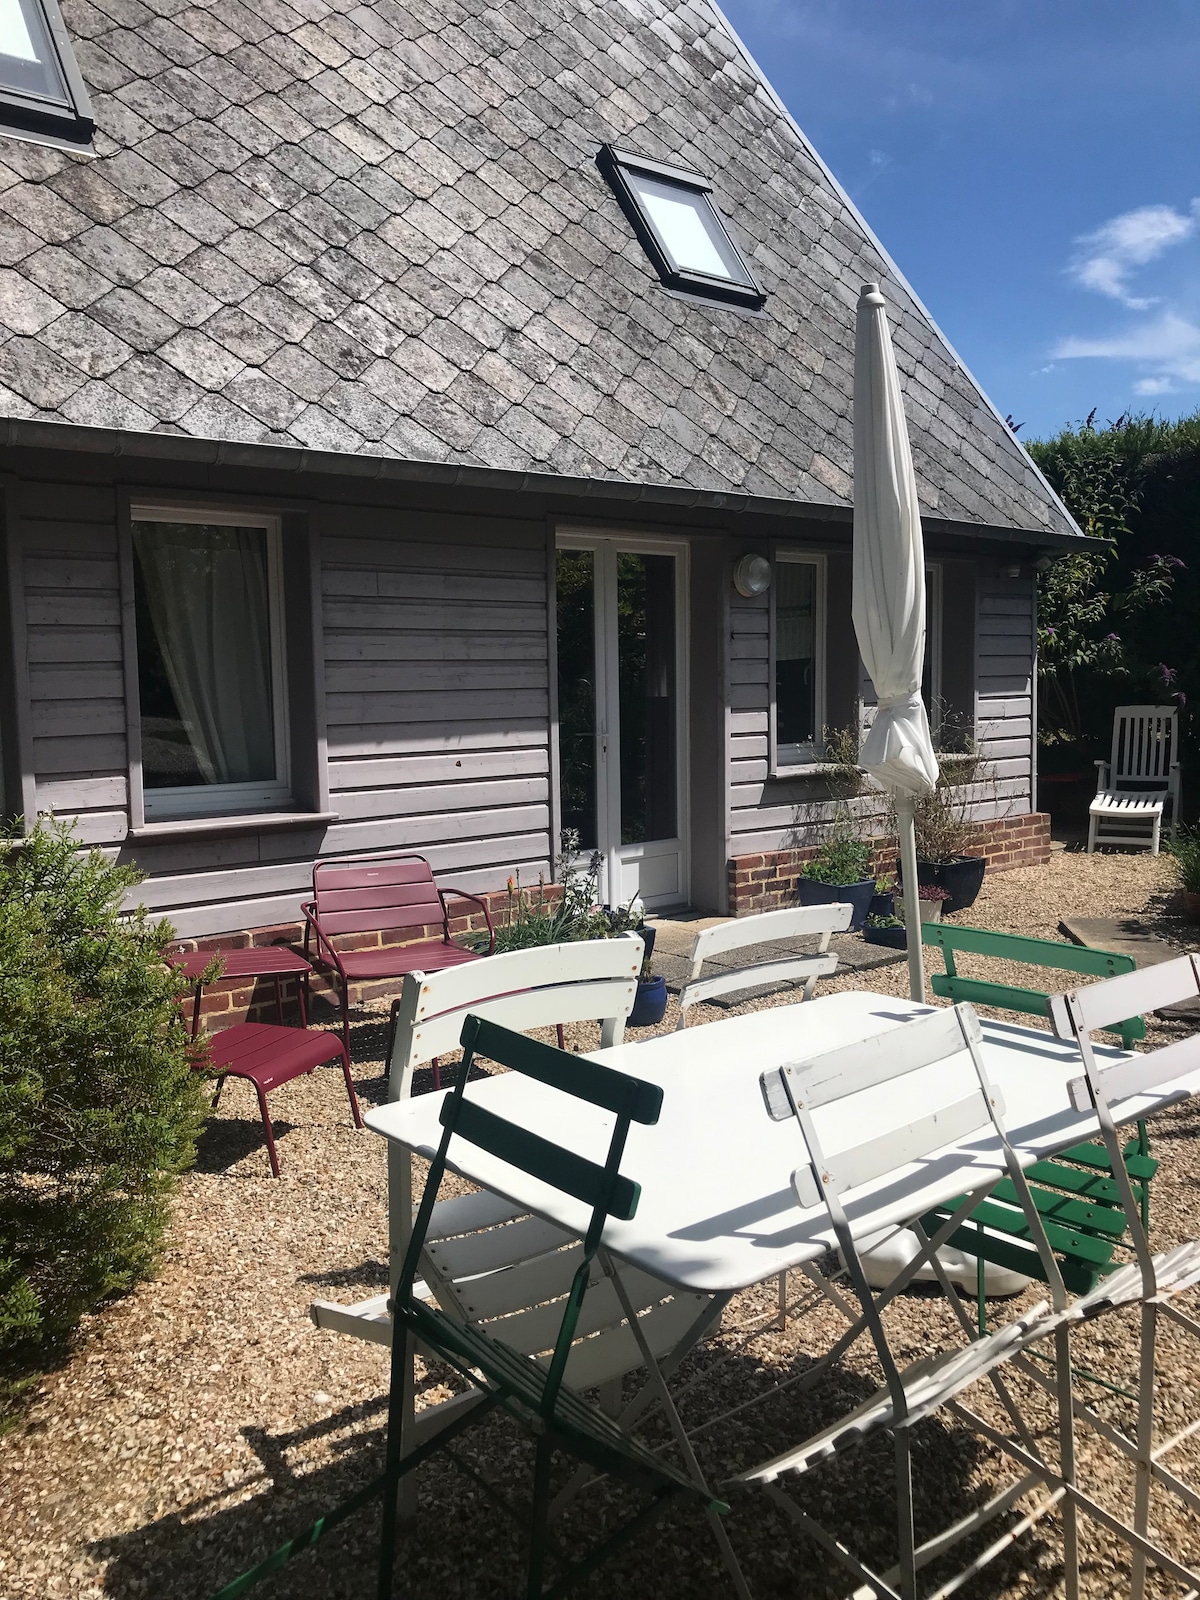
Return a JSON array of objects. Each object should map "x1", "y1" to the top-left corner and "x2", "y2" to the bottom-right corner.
[{"x1": 921, "y1": 923, "x2": 1159, "y2": 1310}]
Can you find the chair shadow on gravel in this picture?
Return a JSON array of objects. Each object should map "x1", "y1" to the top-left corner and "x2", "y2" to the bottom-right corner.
[
  {"x1": 299, "y1": 1259, "x2": 389, "y2": 1291},
  {"x1": 89, "y1": 1338, "x2": 1068, "y2": 1600},
  {"x1": 192, "y1": 1115, "x2": 296, "y2": 1175}
]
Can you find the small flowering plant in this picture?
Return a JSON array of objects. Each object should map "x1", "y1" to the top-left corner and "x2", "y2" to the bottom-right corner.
[{"x1": 915, "y1": 884, "x2": 951, "y2": 902}]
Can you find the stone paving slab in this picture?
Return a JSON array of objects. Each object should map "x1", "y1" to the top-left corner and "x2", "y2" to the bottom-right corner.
[{"x1": 1059, "y1": 915, "x2": 1198, "y2": 1020}]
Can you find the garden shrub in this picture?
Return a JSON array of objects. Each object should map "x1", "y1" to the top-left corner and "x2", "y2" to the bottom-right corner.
[{"x1": 0, "y1": 820, "x2": 205, "y2": 1412}]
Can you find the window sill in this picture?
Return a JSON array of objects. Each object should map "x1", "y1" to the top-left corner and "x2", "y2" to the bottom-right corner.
[
  {"x1": 128, "y1": 811, "x2": 338, "y2": 842},
  {"x1": 768, "y1": 762, "x2": 844, "y2": 781}
]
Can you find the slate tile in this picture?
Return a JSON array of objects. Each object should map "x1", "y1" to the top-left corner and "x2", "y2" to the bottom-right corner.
[
  {"x1": 237, "y1": 285, "x2": 316, "y2": 343},
  {"x1": 180, "y1": 244, "x2": 258, "y2": 302},
  {"x1": 0, "y1": 336, "x2": 87, "y2": 406},
  {"x1": 68, "y1": 225, "x2": 158, "y2": 288},
  {"x1": 135, "y1": 269, "x2": 221, "y2": 334},
  {"x1": 200, "y1": 305, "x2": 284, "y2": 366},
  {"x1": 335, "y1": 301, "x2": 401, "y2": 359},
  {"x1": 218, "y1": 228, "x2": 294, "y2": 285},
  {"x1": 48, "y1": 165, "x2": 136, "y2": 227},
  {"x1": 414, "y1": 390, "x2": 484, "y2": 453},
  {"x1": 60, "y1": 378, "x2": 157, "y2": 431},
  {"x1": 158, "y1": 328, "x2": 245, "y2": 390},
  {"x1": 0, "y1": 217, "x2": 45, "y2": 267},
  {"x1": 289, "y1": 402, "x2": 366, "y2": 453},
  {"x1": 22, "y1": 245, "x2": 111, "y2": 309},
  {"x1": 222, "y1": 366, "x2": 309, "y2": 429},
  {"x1": 277, "y1": 263, "x2": 350, "y2": 322},
  {"x1": 159, "y1": 189, "x2": 238, "y2": 245},
  {"x1": 379, "y1": 413, "x2": 451, "y2": 463},
  {"x1": 2, "y1": 184, "x2": 90, "y2": 245}
]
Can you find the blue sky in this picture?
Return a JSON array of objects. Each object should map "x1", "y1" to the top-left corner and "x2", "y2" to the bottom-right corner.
[{"x1": 721, "y1": 0, "x2": 1200, "y2": 442}]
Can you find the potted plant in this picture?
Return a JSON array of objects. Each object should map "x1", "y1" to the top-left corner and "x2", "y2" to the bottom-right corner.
[
  {"x1": 868, "y1": 874, "x2": 895, "y2": 921},
  {"x1": 893, "y1": 771, "x2": 987, "y2": 914},
  {"x1": 896, "y1": 883, "x2": 950, "y2": 926},
  {"x1": 797, "y1": 833, "x2": 875, "y2": 930},
  {"x1": 1169, "y1": 826, "x2": 1200, "y2": 920},
  {"x1": 863, "y1": 912, "x2": 906, "y2": 950},
  {"x1": 628, "y1": 952, "x2": 668, "y2": 1027}
]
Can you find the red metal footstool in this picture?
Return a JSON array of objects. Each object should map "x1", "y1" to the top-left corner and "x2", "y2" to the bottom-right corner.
[
  {"x1": 170, "y1": 947, "x2": 362, "y2": 1178},
  {"x1": 205, "y1": 1023, "x2": 363, "y2": 1178}
]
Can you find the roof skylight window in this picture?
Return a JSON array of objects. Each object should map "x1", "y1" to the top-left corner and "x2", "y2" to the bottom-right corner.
[
  {"x1": 0, "y1": 0, "x2": 93, "y2": 148},
  {"x1": 598, "y1": 145, "x2": 765, "y2": 310}
]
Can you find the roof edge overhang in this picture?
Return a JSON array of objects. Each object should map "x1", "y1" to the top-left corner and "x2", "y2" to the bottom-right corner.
[{"x1": 0, "y1": 415, "x2": 1096, "y2": 553}]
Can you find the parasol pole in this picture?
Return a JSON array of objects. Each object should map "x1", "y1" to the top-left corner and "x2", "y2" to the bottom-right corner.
[{"x1": 896, "y1": 794, "x2": 925, "y2": 1003}]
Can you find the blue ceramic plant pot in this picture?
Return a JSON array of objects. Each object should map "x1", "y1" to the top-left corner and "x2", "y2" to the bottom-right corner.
[
  {"x1": 867, "y1": 891, "x2": 894, "y2": 921},
  {"x1": 863, "y1": 924, "x2": 907, "y2": 949},
  {"x1": 628, "y1": 974, "x2": 668, "y2": 1027},
  {"x1": 797, "y1": 876, "x2": 875, "y2": 930}
]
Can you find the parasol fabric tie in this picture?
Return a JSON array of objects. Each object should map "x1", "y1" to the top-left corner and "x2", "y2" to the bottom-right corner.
[{"x1": 876, "y1": 691, "x2": 924, "y2": 715}]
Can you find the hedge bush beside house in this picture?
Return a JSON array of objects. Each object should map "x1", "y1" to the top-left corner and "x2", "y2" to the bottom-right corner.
[{"x1": 0, "y1": 822, "x2": 205, "y2": 1413}]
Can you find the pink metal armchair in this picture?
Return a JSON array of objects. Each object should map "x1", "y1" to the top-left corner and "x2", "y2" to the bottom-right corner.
[{"x1": 302, "y1": 855, "x2": 494, "y2": 1057}]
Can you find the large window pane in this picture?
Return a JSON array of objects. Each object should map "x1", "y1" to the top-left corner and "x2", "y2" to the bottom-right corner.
[
  {"x1": 775, "y1": 560, "x2": 817, "y2": 750},
  {"x1": 0, "y1": 0, "x2": 68, "y2": 105},
  {"x1": 617, "y1": 552, "x2": 676, "y2": 845},
  {"x1": 555, "y1": 549, "x2": 597, "y2": 850},
  {"x1": 132, "y1": 521, "x2": 278, "y2": 792}
]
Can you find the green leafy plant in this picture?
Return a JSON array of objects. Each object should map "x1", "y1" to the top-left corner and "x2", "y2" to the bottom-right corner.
[
  {"x1": 1029, "y1": 411, "x2": 1188, "y2": 748},
  {"x1": 0, "y1": 820, "x2": 204, "y2": 1415},
  {"x1": 866, "y1": 913, "x2": 904, "y2": 930},
  {"x1": 486, "y1": 831, "x2": 618, "y2": 953},
  {"x1": 800, "y1": 833, "x2": 872, "y2": 886},
  {"x1": 1167, "y1": 826, "x2": 1200, "y2": 894}
]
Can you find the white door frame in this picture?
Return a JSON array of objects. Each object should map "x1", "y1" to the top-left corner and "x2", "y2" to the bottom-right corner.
[{"x1": 555, "y1": 529, "x2": 690, "y2": 909}]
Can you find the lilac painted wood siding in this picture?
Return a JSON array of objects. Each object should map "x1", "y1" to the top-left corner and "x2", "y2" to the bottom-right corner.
[{"x1": 16, "y1": 478, "x2": 552, "y2": 939}]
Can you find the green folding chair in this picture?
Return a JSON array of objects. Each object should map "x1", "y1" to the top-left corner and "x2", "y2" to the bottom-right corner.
[
  {"x1": 212, "y1": 1014, "x2": 726, "y2": 1600},
  {"x1": 921, "y1": 924, "x2": 1159, "y2": 1327}
]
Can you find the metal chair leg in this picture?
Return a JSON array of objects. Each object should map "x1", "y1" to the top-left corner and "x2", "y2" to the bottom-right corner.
[
  {"x1": 377, "y1": 1325, "x2": 413, "y2": 1600},
  {"x1": 255, "y1": 1085, "x2": 281, "y2": 1178},
  {"x1": 527, "y1": 1437, "x2": 553, "y2": 1599},
  {"x1": 338, "y1": 1044, "x2": 364, "y2": 1129}
]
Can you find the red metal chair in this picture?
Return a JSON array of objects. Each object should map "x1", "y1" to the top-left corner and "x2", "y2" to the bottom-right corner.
[{"x1": 301, "y1": 855, "x2": 495, "y2": 1058}]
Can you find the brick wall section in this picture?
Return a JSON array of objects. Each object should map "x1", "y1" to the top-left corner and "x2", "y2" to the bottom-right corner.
[
  {"x1": 171, "y1": 885, "x2": 545, "y2": 1032},
  {"x1": 727, "y1": 812, "x2": 1052, "y2": 916}
]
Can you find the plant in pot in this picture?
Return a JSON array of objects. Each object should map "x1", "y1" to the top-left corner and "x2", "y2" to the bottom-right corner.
[
  {"x1": 863, "y1": 912, "x2": 906, "y2": 950},
  {"x1": 797, "y1": 832, "x2": 875, "y2": 930},
  {"x1": 896, "y1": 883, "x2": 950, "y2": 926},
  {"x1": 1168, "y1": 826, "x2": 1200, "y2": 921},
  {"x1": 892, "y1": 761, "x2": 988, "y2": 914},
  {"x1": 628, "y1": 952, "x2": 668, "y2": 1027},
  {"x1": 868, "y1": 874, "x2": 895, "y2": 921}
]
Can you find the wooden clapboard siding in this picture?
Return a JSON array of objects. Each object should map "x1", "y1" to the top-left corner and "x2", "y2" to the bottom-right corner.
[
  {"x1": 975, "y1": 578, "x2": 1035, "y2": 812},
  {"x1": 21, "y1": 485, "x2": 127, "y2": 845}
]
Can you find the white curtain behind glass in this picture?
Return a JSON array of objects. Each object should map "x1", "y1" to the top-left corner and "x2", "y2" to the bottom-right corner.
[{"x1": 133, "y1": 522, "x2": 276, "y2": 786}]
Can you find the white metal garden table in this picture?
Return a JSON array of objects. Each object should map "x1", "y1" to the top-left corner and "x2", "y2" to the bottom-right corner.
[{"x1": 364, "y1": 988, "x2": 1200, "y2": 1296}]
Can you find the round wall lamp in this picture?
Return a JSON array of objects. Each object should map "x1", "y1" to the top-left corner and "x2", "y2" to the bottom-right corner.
[{"x1": 733, "y1": 553, "x2": 772, "y2": 597}]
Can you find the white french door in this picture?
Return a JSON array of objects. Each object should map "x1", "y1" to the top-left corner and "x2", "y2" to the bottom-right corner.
[{"x1": 555, "y1": 533, "x2": 688, "y2": 909}]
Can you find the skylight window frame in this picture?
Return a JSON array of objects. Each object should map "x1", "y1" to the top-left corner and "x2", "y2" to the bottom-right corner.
[
  {"x1": 598, "y1": 144, "x2": 765, "y2": 311},
  {"x1": 0, "y1": 0, "x2": 94, "y2": 150}
]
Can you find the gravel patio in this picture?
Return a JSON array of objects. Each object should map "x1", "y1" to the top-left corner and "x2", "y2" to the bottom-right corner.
[{"x1": 3, "y1": 843, "x2": 1199, "y2": 1600}]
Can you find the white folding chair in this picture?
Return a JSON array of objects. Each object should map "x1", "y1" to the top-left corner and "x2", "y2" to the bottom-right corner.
[
  {"x1": 735, "y1": 1003, "x2": 1145, "y2": 1600},
  {"x1": 676, "y1": 904, "x2": 851, "y2": 1029},
  {"x1": 310, "y1": 937, "x2": 745, "y2": 1591},
  {"x1": 1088, "y1": 704, "x2": 1181, "y2": 854},
  {"x1": 1050, "y1": 954, "x2": 1200, "y2": 1598}
]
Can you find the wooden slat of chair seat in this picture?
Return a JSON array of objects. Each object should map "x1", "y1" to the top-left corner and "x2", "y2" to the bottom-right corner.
[{"x1": 922, "y1": 922, "x2": 1157, "y2": 1290}]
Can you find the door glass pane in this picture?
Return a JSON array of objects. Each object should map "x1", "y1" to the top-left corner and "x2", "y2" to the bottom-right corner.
[
  {"x1": 132, "y1": 521, "x2": 277, "y2": 790},
  {"x1": 775, "y1": 560, "x2": 816, "y2": 749},
  {"x1": 617, "y1": 552, "x2": 677, "y2": 845},
  {"x1": 555, "y1": 549, "x2": 597, "y2": 850}
]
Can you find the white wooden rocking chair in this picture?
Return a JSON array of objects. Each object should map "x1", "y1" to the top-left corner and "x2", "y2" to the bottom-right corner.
[{"x1": 1088, "y1": 704, "x2": 1181, "y2": 855}]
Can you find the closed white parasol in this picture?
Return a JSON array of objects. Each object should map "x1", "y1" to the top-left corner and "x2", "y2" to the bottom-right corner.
[{"x1": 852, "y1": 281, "x2": 939, "y2": 1002}]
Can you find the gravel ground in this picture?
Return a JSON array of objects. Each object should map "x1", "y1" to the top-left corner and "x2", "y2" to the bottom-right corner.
[{"x1": 3, "y1": 845, "x2": 1199, "y2": 1600}]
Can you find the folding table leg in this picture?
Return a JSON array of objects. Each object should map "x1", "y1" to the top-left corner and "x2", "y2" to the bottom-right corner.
[
  {"x1": 1055, "y1": 1322, "x2": 1080, "y2": 1600},
  {"x1": 895, "y1": 1429, "x2": 917, "y2": 1600}
]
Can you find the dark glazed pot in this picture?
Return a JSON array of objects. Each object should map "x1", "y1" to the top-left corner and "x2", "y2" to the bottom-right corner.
[
  {"x1": 895, "y1": 854, "x2": 987, "y2": 915},
  {"x1": 867, "y1": 891, "x2": 894, "y2": 921},
  {"x1": 628, "y1": 975, "x2": 668, "y2": 1028},
  {"x1": 863, "y1": 924, "x2": 907, "y2": 949},
  {"x1": 797, "y1": 876, "x2": 875, "y2": 931}
]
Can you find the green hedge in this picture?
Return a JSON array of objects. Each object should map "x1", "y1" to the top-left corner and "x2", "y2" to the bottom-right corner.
[{"x1": 0, "y1": 821, "x2": 205, "y2": 1411}]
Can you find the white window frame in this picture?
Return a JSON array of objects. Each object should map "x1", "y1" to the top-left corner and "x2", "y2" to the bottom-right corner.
[
  {"x1": 770, "y1": 551, "x2": 826, "y2": 774},
  {"x1": 130, "y1": 503, "x2": 292, "y2": 822}
]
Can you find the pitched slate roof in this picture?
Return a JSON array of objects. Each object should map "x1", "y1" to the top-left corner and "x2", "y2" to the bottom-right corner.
[{"x1": 0, "y1": 0, "x2": 1076, "y2": 536}]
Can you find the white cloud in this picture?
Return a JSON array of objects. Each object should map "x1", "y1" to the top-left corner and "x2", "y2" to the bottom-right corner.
[
  {"x1": 1053, "y1": 311, "x2": 1200, "y2": 389},
  {"x1": 1068, "y1": 201, "x2": 1199, "y2": 308}
]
